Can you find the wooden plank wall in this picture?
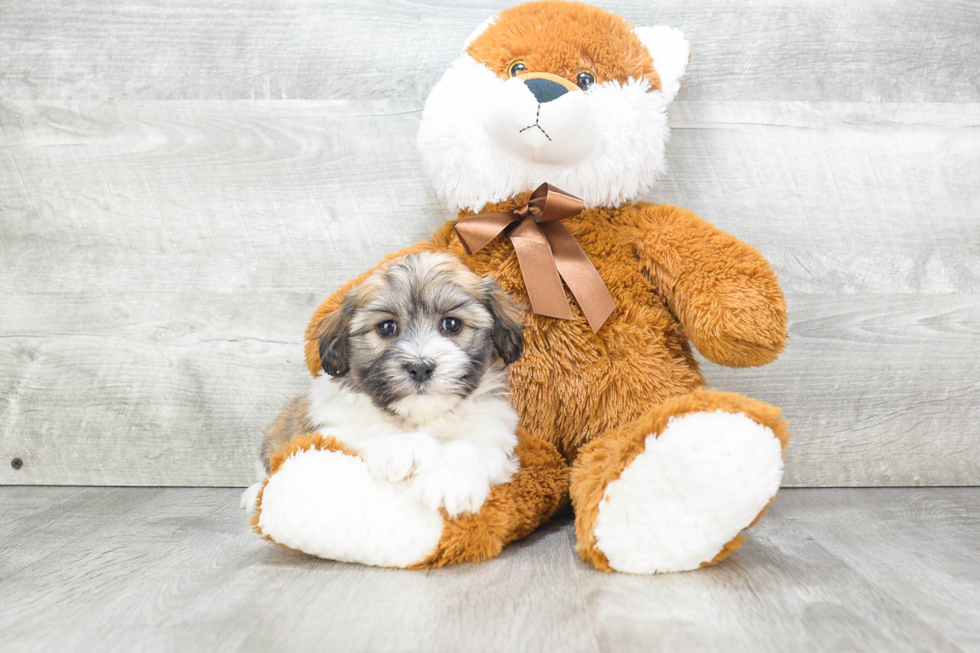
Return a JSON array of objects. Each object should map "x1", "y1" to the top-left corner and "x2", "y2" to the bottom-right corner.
[{"x1": 0, "y1": 0, "x2": 977, "y2": 486}]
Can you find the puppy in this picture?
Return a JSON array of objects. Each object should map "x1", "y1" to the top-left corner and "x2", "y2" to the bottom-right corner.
[{"x1": 242, "y1": 251, "x2": 525, "y2": 517}]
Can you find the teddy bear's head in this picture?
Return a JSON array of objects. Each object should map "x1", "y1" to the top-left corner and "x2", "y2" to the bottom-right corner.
[{"x1": 417, "y1": 1, "x2": 689, "y2": 213}]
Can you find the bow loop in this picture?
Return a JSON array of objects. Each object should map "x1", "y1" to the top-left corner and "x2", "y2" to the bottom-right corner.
[
  {"x1": 453, "y1": 183, "x2": 616, "y2": 333},
  {"x1": 532, "y1": 183, "x2": 585, "y2": 223}
]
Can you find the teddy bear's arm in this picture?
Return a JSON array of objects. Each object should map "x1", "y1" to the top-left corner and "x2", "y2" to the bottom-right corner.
[{"x1": 630, "y1": 203, "x2": 788, "y2": 368}]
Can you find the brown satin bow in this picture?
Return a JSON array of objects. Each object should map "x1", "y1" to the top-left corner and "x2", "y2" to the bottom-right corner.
[{"x1": 453, "y1": 183, "x2": 616, "y2": 333}]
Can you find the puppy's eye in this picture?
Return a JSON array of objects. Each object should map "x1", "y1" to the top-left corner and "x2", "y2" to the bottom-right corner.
[
  {"x1": 441, "y1": 317, "x2": 463, "y2": 335},
  {"x1": 509, "y1": 61, "x2": 527, "y2": 77},
  {"x1": 576, "y1": 70, "x2": 595, "y2": 90},
  {"x1": 376, "y1": 320, "x2": 398, "y2": 338}
]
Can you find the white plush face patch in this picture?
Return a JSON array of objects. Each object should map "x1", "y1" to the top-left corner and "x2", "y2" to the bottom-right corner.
[{"x1": 482, "y1": 76, "x2": 600, "y2": 166}]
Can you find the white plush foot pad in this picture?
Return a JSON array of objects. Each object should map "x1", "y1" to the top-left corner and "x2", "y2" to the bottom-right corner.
[
  {"x1": 593, "y1": 410, "x2": 784, "y2": 573},
  {"x1": 256, "y1": 448, "x2": 444, "y2": 568}
]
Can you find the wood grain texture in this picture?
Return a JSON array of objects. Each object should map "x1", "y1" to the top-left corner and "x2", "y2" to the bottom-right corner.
[
  {"x1": 2, "y1": 487, "x2": 979, "y2": 652},
  {"x1": 0, "y1": 0, "x2": 978, "y2": 102},
  {"x1": 0, "y1": 1, "x2": 978, "y2": 486}
]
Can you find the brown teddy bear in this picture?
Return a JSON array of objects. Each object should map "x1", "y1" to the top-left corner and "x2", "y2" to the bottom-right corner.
[{"x1": 250, "y1": 0, "x2": 790, "y2": 573}]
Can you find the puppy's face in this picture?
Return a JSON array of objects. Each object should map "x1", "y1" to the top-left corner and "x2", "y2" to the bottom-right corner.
[{"x1": 317, "y1": 252, "x2": 523, "y2": 423}]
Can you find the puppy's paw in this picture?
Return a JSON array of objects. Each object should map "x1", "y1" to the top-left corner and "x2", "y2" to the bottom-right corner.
[
  {"x1": 360, "y1": 432, "x2": 439, "y2": 484},
  {"x1": 412, "y1": 461, "x2": 491, "y2": 517},
  {"x1": 241, "y1": 481, "x2": 263, "y2": 514}
]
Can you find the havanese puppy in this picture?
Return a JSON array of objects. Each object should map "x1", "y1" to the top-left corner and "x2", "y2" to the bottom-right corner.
[{"x1": 242, "y1": 251, "x2": 525, "y2": 517}]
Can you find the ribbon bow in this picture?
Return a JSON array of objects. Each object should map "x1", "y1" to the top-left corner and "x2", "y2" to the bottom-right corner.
[{"x1": 453, "y1": 183, "x2": 616, "y2": 333}]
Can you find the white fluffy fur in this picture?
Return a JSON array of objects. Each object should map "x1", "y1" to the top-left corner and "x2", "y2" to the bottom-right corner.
[
  {"x1": 593, "y1": 411, "x2": 784, "y2": 573},
  {"x1": 633, "y1": 26, "x2": 690, "y2": 104},
  {"x1": 417, "y1": 25, "x2": 689, "y2": 213},
  {"x1": 303, "y1": 369, "x2": 519, "y2": 517},
  {"x1": 256, "y1": 447, "x2": 445, "y2": 568},
  {"x1": 483, "y1": 77, "x2": 600, "y2": 165}
]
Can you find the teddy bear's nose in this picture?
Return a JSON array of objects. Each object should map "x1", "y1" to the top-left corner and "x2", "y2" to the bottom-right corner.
[{"x1": 524, "y1": 77, "x2": 568, "y2": 104}]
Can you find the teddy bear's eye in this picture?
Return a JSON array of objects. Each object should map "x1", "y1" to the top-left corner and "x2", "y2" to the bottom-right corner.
[
  {"x1": 509, "y1": 61, "x2": 527, "y2": 77},
  {"x1": 576, "y1": 70, "x2": 595, "y2": 90}
]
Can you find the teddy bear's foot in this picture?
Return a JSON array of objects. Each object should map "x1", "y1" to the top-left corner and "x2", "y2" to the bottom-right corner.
[
  {"x1": 252, "y1": 430, "x2": 570, "y2": 569},
  {"x1": 572, "y1": 389, "x2": 790, "y2": 573},
  {"x1": 255, "y1": 434, "x2": 445, "y2": 568}
]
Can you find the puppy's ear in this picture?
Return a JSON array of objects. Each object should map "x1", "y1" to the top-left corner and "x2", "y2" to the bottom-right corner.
[
  {"x1": 481, "y1": 280, "x2": 524, "y2": 365},
  {"x1": 317, "y1": 295, "x2": 355, "y2": 377}
]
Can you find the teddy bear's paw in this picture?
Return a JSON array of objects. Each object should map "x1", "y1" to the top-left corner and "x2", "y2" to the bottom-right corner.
[
  {"x1": 257, "y1": 447, "x2": 444, "y2": 567},
  {"x1": 240, "y1": 481, "x2": 263, "y2": 514},
  {"x1": 413, "y1": 460, "x2": 491, "y2": 518},
  {"x1": 359, "y1": 432, "x2": 440, "y2": 484},
  {"x1": 593, "y1": 410, "x2": 784, "y2": 573}
]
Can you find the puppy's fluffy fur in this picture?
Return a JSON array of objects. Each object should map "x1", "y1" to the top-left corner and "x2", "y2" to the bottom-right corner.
[{"x1": 243, "y1": 252, "x2": 525, "y2": 517}]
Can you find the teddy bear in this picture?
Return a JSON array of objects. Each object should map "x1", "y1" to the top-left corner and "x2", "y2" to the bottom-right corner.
[{"x1": 251, "y1": 0, "x2": 790, "y2": 574}]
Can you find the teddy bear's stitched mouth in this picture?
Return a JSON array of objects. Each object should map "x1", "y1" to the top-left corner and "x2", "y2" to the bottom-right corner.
[{"x1": 518, "y1": 104, "x2": 552, "y2": 142}]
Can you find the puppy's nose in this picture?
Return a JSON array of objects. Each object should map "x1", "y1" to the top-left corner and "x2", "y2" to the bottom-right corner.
[
  {"x1": 524, "y1": 77, "x2": 568, "y2": 104},
  {"x1": 405, "y1": 360, "x2": 436, "y2": 382}
]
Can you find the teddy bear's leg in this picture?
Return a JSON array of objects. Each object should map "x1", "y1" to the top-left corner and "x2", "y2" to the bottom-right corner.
[
  {"x1": 571, "y1": 389, "x2": 790, "y2": 573},
  {"x1": 253, "y1": 429, "x2": 569, "y2": 569},
  {"x1": 413, "y1": 429, "x2": 569, "y2": 568},
  {"x1": 253, "y1": 433, "x2": 446, "y2": 567}
]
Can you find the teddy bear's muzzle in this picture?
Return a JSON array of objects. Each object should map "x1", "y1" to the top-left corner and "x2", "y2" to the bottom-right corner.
[{"x1": 482, "y1": 76, "x2": 600, "y2": 166}]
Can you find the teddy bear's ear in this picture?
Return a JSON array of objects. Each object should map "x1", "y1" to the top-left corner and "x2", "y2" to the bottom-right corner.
[
  {"x1": 633, "y1": 25, "x2": 690, "y2": 104},
  {"x1": 461, "y1": 15, "x2": 497, "y2": 50}
]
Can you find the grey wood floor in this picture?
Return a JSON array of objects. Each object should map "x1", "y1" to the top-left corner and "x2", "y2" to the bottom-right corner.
[{"x1": 2, "y1": 487, "x2": 978, "y2": 652}]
